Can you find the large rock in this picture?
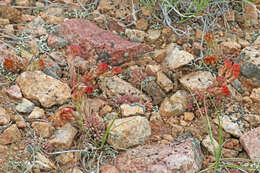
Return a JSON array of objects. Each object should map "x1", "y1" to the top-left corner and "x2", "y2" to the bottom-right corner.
[
  {"x1": 115, "y1": 135, "x2": 204, "y2": 173},
  {"x1": 16, "y1": 71, "x2": 71, "y2": 108},
  {"x1": 240, "y1": 127, "x2": 260, "y2": 161},
  {"x1": 48, "y1": 123, "x2": 77, "y2": 149},
  {"x1": 159, "y1": 90, "x2": 188, "y2": 119},
  {"x1": 238, "y1": 45, "x2": 260, "y2": 86},
  {"x1": 99, "y1": 76, "x2": 151, "y2": 103},
  {"x1": 0, "y1": 107, "x2": 10, "y2": 125},
  {"x1": 57, "y1": 19, "x2": 151, "y2": 65},
  {"x1": 107, "y1": 116, "x2": 151, "y2": 149},
  {"x1": 179, "y1": 71, "x2": 215, "y2": 90},
  {"x1": 0, "y1": 124, "x2": 21, "y2": 145},
  {"x1": 164, "y1": 43, "x2": 195, "y2": 70}
]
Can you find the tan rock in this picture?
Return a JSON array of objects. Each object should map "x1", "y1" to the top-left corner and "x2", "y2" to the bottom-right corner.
[
  {"x1": 145, "y1": 64, "x2": 161, "y2": 76},
  {"x1": 120, "y1": 103, "x2": 145, "y2": 117},
  {"x1": 243, "y1": 3, "x2": 258, "y2": 27},
  {"x1": 179, "y1": 71, "x2": 215, "y2": 90},
  {"x1": 225, "y1": 10, "x2": 235, "y2": 22},
  {"x1": 107, "y1": 116, "x2": 151, "y2": 149},
  {"x1": 55, "y1": 152, "x2": 74, "y2": 165},
  {"x1": 250, "y1": 87, "x2": 260, "y2": 103},
  {"x1": 202, "y1": 135, "x2": 219, "y2": 155},
  {"x1": 125, "y1": 29, "x2": 146, "y2": 42},
  {"x1": 195, "y1": 29, "x2": 203, "y2": 40},
  {"x1": 147, "y1": 30, "x2": 161, "y2": 42},
  {"x1": 220, "y1": 41, "x2": 241, "y2": 54},
  {"x1": 135, "y1": 18, "x2": 148, "y2": 31},
  {"x1": 0, "y1": 124, "x2": 21, "y2": 145},
  {"x1": 0, "y1": 18, "x2": 9, "y2": 25},
  {"x1": 101, "y1": 165, "x2": 120, "y2": 173},
  {"x1": 100, "y1": 105, "x2": 112, "y2": 116},
  {"x1": 0, "y1": 107, "x2": 10, "y2": 125},
  {"x1": 151, "y1": 49, "x2": 166, "y2": 63},
  {"x1": 156, "y1": 71, "x2": 173, "y2": 92},
  {"x1": 15, "y1": 115, "x2": 26, "y2": 128},
  {"x1": 141, "y1": 7, "x2": 151, "y2": 16},
  {"x1": 5, "y1": 85, "x2": 22, "y2": 100},
  {"x1": 0, "y1": 144, "x2": 8, "y2": 153},
  {"x1": 32, "y1": 122, "x2": 54, "y2": 138},
  {"x1": 28, "y1": 107, "x2": 45, "y2": 119},
  {"x1": 49, "y1": 123, "x2": 77, "y2": 149},
  {"x1": 184, "y1": 112, "x2": 195, "y2": 121},
  {"x1": 16, "y1": 71, "x2": 71, "y2": 108}
]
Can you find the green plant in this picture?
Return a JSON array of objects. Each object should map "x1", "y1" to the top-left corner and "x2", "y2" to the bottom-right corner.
[{"x1": 140, "y1": 0, "x2": 157, "y2": 8}]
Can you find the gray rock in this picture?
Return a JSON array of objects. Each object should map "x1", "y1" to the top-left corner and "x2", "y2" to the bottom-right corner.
[
  {"x1": 16, "y1": 98, "x2": 35, "y2": 113},
  {"x1": 115, "y1": 134, "x2": 204, "y2": 173},
  {"x1": 107, "y1": 116, "x2": 151, "y2": 149}
]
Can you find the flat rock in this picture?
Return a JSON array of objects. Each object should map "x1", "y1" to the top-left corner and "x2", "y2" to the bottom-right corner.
[
  {"x1": 240, "y1": 127, "x2": 260, "y2": 161},
  {"x1": 0, "y1": 107, "x2": 10, "y2": 125},
  {"x1": 179, "y1": 71, "x2": 215, "y2": 90},
  {"x1": 107, "y1": 116, "x2": 151, "y2": 149},
  {"x1": 16, "y1": 98, "x2": 35, "y2": 113},
  {"x1": 120, "y1": 103, "x2": 145, "y2": 117},
  {"x1": 0, "y1": 124, "x2": 21, "y2": 145},
  {"x1": 147, "y1": 30, "x2": 161, "y2": 42},
  {"x1": 16, "y1": 71, "x2": 71, "y2": 108},
  {"x1": 99, "y1": 76, "x2": 151, "y2": 103},
  {"x1": 115, "y1": 135, "x2": 204, "y2": 173},
  {"x1": 156, "y1": 71, "x2": 174, "y2": 92},
  {"x1": 32, "y1": 122, "x2": 54, "y2": 138},
  {"x1": 49, "y1": 123, "x2": 77, "y2": 149},
  {"x1": 57, "y1": 19, "x2": 151, "y2": 65},
  {"x1": 28, "y1": 107, "x2": 45, "y2": 119},
  {"x1": 164, "y1": 44, "x2": 195, "y2": 70}
]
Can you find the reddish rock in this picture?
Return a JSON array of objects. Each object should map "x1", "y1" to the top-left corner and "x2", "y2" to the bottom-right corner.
[
  {"x1": 0, "y1": 124, "x2": 21, "y2": 145},
  {"x1": 115, "y1": 135, "x2": 204, "y2": 173},
  {"x1": 57, "y1": 19, "x2": 151, "y2": 65},
  {"x1": 240, "y1": 127, "x2": 260, "y2": 161},
  {"x1": 5, "y1": 85, "x2": 22, "y2": 99},
  {"x1": 101, "y1": 165, "x2": 120, "y2": 173}
]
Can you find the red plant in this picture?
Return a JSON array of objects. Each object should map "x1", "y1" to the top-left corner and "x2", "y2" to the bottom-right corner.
[
  {"x1": 232, "y1": 63, "x2": 240, "y2": 72},
  {"x1": 3, "y1": 58, "x2": 15, "y2": 71},
  {"x1": 224, "y1": 60, "x2": 233, "y2": 69},
  {"x1": 111, "y1": 67, "x2": 121, "y2": 75},
  {"x1": 38, "y1": 58, "x2": 45, "y2": 68},
  {"x1": 60, "y1": 107, "x2": 74, "y2": 121},
  {"x1": 221, "y1": 85, "x2": 230, "y2": 96},
  {"x1": 204, "y1": 33, "x2": 213, "y2": 42},
  {"x1": 70, "y1": 44, "x2": 81, "y2": 57},
  {"x1": 204, "y1": 56, "x2": 217, "y2": 65},
  {"x1": 84, "y1": 85, "x2": 94, "y2": 95},
  {"x1": 96, "y1": 62, "x2": 109, "y2": 74}
]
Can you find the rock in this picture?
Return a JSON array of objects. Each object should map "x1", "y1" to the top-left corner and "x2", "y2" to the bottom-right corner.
[
  {"x1": 115, "y1": 135, "x2": 204, "y2": 173},
  {"x1": 151, "y1": 49, "x2": 166, "y2": 63},
  {"x1": 220, "y1": 102, "x2": 250, "y2": 137},
  {"x1": 49, "y1": 51, "x2": 67, "y2": 67},
  {"x1": 195, "y1": 29, "x2": 203, "y2": 40},
  {"x1": 32, "y1": 152, "x2": 56, "y2": 170},
  {"x1": 32, "y1": 122, "x2": 54, "y2": 138},
  {"x1": 65, "y1": 167, "x2": 83, "y2": 173},
  {"x1": 145, "y1": 64, "x2": 161, "y2": 76},
  {"x1": 250, "y1": 87, "x2": 260, "y2": 102},
  {"x1": 225, "y1": 10, "x2": 235, "y2": 22},
  {"x1": 0, "y1": 18, "x2": 9, "y2": 25},
  {"x1": 227, "y1": 85, "x2": 243, "y2": 102},
  {"x1": 99, "y1": 76, "x2": 151, "y2": 103},
  {"x1": 0, "y1": 144, "x2": 8, "y2": 153},
  {"x1": 57, "y1": 19, "x2": 151, "y2": 65},
  {"x1": 164, "y1": 43, "x2": 195, "y2": 70},
  {"x1": 202, "y1": 135, "x2": 219, "y2": 155},
  {"x1": 41, "y1": 57, "x2": 62, "y2": 79},
  {"x1": 243, "y1": 3, "x2": 258, "y2": 27},
  {"x1": 179, "y1": 71, "x2": 215, "y2": 90},
  {"x1": 0, "y1": 107, "x2": 10, "y2": 125},
  {"x1": 107, "y1": 116, "x2": 151, "y2": 149},
  {"x1": 16, "y1": 71, "x2": 71, "y2": 108},
  {"x1": 101, "y1": 165, "x2": 120, "y2": 173},
  {"x1": 0, "y1": 124, "x2": 21, "y2": 145},
  {"x1": 49, "y1": 123, "x2": 77, "y2": 149},
  {"x1": 47, "y1": 34, "x2": 66, "y2": 49},
  {"x1": 141, "y1": 76, "x2": 166, "y2": 104},
  {"x1": 222, "y1": 148, "x2": 239, "y2": 158},
  {"x1": 28, "y1": 107, "x2": 45, "y2": 119},
  {"x1": 239, "y1": 46, "x2": 260, "y2": 86},
  {"x1": 5, "y1": 84, "x2": 23, "y2": 100},
  {"x1": 55, "y1": 152, "x2": 74, "y2": 165},
  {"x1": 159, "y1": 90, "x2": 188, "y2": 119},
  {"x1": 135, "y1": 18, "x2": 148, "y2": 31},
  {"x1": 240, "y1": 127, "x2": 260, "y2": 161},
  {"x1": 16, "y1": 98, "x2": 35, "y2": 113},
  {"x1": 15, "y1": 115, "x2": 26, "y2": 128},
  {"x1": 184, "y1": 112, "x2": 195, "y2": 121},
  {"x1": 100, "y1": 105, "x2": 112, "y2": 116},
  {"x1": 120, "y1": 103, "x2": 145, "y2": 117},
  {"x1": 147, "y1": 30, "x2": 161, "y2": 42},
  {"x1": 220, "y1": 41, "x2": 241, "y2": 54},
  {"x1": 254, "y1": 36, "x2": 260, "y2": 46},
  {"x1": 141, "y1": 6, "x2": 151, "y2": 16},
  {"x1": 156, "y1": 71, "x2": 174, "y2": 92},
  {"x1": 125, "y1": 29, "x2": 146, "y2": 42}
]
